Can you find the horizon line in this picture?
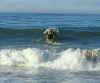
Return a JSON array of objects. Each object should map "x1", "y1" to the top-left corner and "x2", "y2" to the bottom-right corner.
[{"x1": 0, "y1": 12, "x2": 100, "y2": 15}]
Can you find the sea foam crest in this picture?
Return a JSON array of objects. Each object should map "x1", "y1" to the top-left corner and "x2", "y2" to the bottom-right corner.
[
  {"x1": 0, "y1": 48, "x2": 43, "y2": 67},
  {"x1": 42, "y1": 48, "x2": 100, "y2": 71},
  {"x1": 0, "y1": 48, "x2": 100, "y2": 71}
]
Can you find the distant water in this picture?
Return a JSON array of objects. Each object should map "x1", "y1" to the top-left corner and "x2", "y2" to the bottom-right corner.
[{"x1": 0, "y1": 13, "x2": 100, "y2": 83}]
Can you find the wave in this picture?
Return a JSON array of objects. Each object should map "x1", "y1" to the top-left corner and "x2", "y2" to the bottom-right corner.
[
  {"x1": 0, "y1": 47, "x2": 100, "y2": 71},
  {"x1": 0, "y1": 27, "x2": 100, "y2": 42}
]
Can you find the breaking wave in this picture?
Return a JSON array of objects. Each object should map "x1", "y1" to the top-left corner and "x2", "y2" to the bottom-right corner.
[{"x1": 0, "y1": 47, "x2": 100, "y2": 71}]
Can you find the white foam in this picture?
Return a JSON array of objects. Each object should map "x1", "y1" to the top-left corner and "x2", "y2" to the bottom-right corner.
[
  {"x1": 0, "y1": 48, "x2": 43, "y2": 67},
  {"x1": 0, "y1": 48, "x2": 100, "y2": 71},
  {"x1": 42, "y1": 48, "x2": 85, "y2": 70},
  {"x1": 41, "y1": 48, "x2": 100, "y2": 71}
]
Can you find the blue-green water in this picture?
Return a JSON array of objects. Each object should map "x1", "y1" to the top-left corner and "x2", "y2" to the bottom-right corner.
[
  {"x1": 0, "y1": 13, "x2": 100, "y2": 83},
  {"x1": 0, "y1": 13, "x2": 100, "y2": 48}
]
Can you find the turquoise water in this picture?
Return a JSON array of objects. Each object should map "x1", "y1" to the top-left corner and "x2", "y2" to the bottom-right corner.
[{"x1": 0, "y1": 13, "x2": 100, "y2": 83}]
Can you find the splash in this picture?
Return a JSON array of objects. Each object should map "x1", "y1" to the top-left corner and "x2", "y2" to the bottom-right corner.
[
  {"x1": 0, "y1": 48, "x2": 42, "y2": 67},
  {"x1": 0, "y1": 48, "x2": 100, "y2": 71},
  {"x1": 41, "y1": 48, "x2": 100, "y2": 71}
]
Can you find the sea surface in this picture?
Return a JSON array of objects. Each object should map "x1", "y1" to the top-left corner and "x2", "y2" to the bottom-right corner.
[{"x1": 0, "y1": 13, "x2": 100, "y2": 83}]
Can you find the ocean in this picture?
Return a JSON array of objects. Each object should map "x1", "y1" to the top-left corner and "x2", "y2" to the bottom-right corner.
[{"x1": 0, "y1": 13, "x2": 100, "y2": 83}]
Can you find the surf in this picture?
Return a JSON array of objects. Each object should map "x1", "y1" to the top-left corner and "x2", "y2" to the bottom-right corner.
[{"x1": 0, "y1": 47, "x2": 100, "y2": 71}]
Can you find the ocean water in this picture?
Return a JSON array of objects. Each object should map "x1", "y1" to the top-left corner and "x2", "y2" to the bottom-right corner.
[{"x1": 0, "y1": 13, "x2": 100, "y2": 83}]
